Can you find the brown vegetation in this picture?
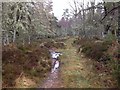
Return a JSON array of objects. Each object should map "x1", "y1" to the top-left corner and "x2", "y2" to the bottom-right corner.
[
  {"x1": 2, "y1": 39, "x2": 66, "y2": 87},
  {"x1": 2, "y1": 43, "x2": 51, "y2": 87},
  {"x1": 72, "y1": 37, "x2": 120, "y2": 87}
]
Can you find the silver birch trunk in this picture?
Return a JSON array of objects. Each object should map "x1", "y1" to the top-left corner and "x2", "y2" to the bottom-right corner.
[
  {"x1": 13, "y1": 29, "x2": 16, "y2": 43},
  {"x1": 22, "y1": 39, "x2": 25, "y2": 46},
  {"x1": 6, "y1": 33, "x2": 9, "y2": 45},
  {"x1": 28, "y1": 35, "x2": 31, "y2": 44},
  {"x1": 3, "y1": 36, "x2": 6, "y2": 46}
]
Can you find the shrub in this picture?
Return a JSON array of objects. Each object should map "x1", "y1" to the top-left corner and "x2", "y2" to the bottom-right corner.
[
  {"x1": 2, "y1": 63, "x2": 22, "y2": 87},
  {"x1": 76, "y1": 38, "x2": 111, "y2": 63},
  {"x1": 74, "y1": 36, "x2": 119, "y2": 87},
  {"x1": 81, "y1": 42, "x2": 108, "y2": 61},
  {"x1": 72, "y1": 37, "x2": 94, "y2": 47},
  {"x1": 104, "y1": 33, "x2": 117, "y2": 43},
  {"x1": 114, "y1": 45, "x2": 120, "y2": 87},
  {"x1": 2, "y1": 42, "x2": 52, "y2": 87}
]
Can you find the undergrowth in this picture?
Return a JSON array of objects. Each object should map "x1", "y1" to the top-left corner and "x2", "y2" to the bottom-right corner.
[
  {"x1": 2, "y1": 39, "x2": 66, "y2": 87},
  {"x1": 72, "y1": 36, "x2": 119, "y2": 87}
]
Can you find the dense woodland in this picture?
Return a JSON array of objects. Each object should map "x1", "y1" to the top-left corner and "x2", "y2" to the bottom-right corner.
[
  {"x1": 1, "y1": 1, "x2": 120, "y2": 44},
  {"x1": 1, "y1": 0, "x2": 120, "y2": 88}
]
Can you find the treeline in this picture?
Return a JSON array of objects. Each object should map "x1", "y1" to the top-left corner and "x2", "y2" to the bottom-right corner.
[
  {"x1": 58, "y1": 1, "x2": 120, "y2": 42},
  {"x1": 1, "y1": 1, "x2": 120, "y2": 45},
  {"x1": 1, "y1": 1, "x2": 61, "y2": 46}
]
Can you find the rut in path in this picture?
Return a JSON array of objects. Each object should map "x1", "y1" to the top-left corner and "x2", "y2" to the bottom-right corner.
[
  {"x1": 40, "y1": 69, "x2": 64, "y2": 88},
  {"x1": 39, "y1": 38, "x2": 75, "y2": 88}
]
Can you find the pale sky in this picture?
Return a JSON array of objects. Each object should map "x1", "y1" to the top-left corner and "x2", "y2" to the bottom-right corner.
[{"x1": 52, "y1": 0, "x2": 103, "y2": 20}]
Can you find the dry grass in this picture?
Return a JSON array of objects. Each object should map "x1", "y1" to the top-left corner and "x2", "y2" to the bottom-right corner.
[
  {"x1": 15, "y1": 74, "x2": 37, "y2": 88},
  {"x1": 59, "y1": 38, "x2": 93, "y2": 88},
  {"x1": 2, "y1": 43, "x2": 51, "y2": 88},
  {"x1": 59, "y1": 38, "x2": 116, "y2": 88}
]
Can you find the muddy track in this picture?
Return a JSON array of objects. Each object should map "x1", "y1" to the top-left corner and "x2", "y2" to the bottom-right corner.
[{"x1": 40, "y1": 68, "x2": 64, "y2": 88}]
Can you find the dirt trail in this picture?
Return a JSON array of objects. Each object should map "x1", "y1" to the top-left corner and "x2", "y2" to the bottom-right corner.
[
  {"x1": 40, "y1": 38, "x2": 92, "y2": 88},
  {"x1": 40, "y1": 68, "x2": 64, "y2": 88}
]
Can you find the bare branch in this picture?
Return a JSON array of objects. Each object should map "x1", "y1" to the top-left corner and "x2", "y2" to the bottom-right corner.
[{"x1": 100, "y1": 5, "x2": 120, "y2": 22}]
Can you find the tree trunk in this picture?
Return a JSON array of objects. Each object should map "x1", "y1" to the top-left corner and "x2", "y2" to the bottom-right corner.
[
  {"x1": 82, "y1": 0, "x2": 86, "y2": 38},
  {"x1": 13, "y1": 29, "x2": 16, "y2": 43},
  {"x1": 6, "y1": 33, "x2": 9, "y2": 45},
  {"x1": 83, "y1": 10, "x2": 86, "y2": 38},
  {"x1": 28, "y1": 35, "x2": 31, "y2": 44},
  {"x1": 22, "y1": 39, "x2": 25, "y2": 46},
  {"x1": 3, "y1": 36, "x2": 6, "y2": 46}
]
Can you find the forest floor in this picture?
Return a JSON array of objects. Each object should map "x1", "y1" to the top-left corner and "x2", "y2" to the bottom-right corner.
[{"x1": 39, "y1": 37, "x2": 115, "y2": 88}]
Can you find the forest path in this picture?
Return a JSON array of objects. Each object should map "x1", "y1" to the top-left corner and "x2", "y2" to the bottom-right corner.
[
  {"x1": 40, "y1": 69, "x2": 64, "y2": 88},
  {"x1": 40, "y1": 37, "x2": 102, "y2": 88}
]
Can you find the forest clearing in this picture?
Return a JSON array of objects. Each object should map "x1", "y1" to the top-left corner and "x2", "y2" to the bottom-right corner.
[{"x1": 1, "y1": 0, "x2": 120, "y2": 89}]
